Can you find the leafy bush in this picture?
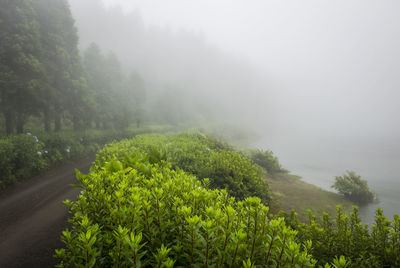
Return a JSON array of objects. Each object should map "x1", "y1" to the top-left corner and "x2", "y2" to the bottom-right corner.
[
  {"x1": 0, "y1": 126, "x2": 169, "y2": 189},
  {"x1": 198, "y1": 150, "x2": 269, "y2": 202},
  {"x1": 95, "y1": 132, "x2": 270, "y2": 203},
  {"x1": 248, "y1": 149, "x2": 286, "y2": 174},
  {"x1": 0, "y1": 139, "x2": 17, "y2": 188},
  {"x1": 57, "y1": 132, "x2": 400, "y2": 267},
  {"x1": 0, "y1": 135, "x2": 46, "y2": 189},
  {"x1": 165, "y1": 132, "x2": 231, "y2": 173},
  {"x1": 281, "y1": 206, "x2": 400, "y2": 268},
  {"x1": 332, "y1": 171, "x2": 375, "y2": 204},
  {"x1": 11, "y1": 135, "x2": 48, "y2": 178},
  {"x1": 56, "y1": 152, "x2": 316, "y2": 267}
]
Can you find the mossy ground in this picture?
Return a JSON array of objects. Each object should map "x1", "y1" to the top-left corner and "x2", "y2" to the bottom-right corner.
[{"x1": 267, "y1": 172, "x2": 353, "y2": 222}]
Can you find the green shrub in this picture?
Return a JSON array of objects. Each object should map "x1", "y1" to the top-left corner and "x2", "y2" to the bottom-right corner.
[
  {"x1": 95, "y1": 132, "x2": 270, "y2": 203},
  {"x1": 0, "y1": 126, "x2": 169, "y2": 189},
  {"x1": 198, "y1": 150, "x2": 269, "y2": 203},
  {"x1": 0, "y1": 138, "x2": 18, "y2": 188},
  {"x1": 57, "y1": 131, "x2": 400, "y2": 267},
  {"x1": 11, "y1": 135, "x2": 47, "y2": 178},
  {"x1": 56, "y1": 153, "x2": 315, "y2": 267},
  {"x1": 248, "y1": 149, "x2": 286, "y2": 174},
  {"x1": 282, "y1": 206, "x2": 400, "y2": 267},
  {"x1": 0, "y1": 135, "x2": 46, "y2": 189},
  {"x1": 332, "y1": 171, "x2": 375, "y2": 204}
]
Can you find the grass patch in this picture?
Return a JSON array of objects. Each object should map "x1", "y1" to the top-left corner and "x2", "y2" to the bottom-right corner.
[{"x1": 267, "y1": 172, "x2": 353, "y2": 222}]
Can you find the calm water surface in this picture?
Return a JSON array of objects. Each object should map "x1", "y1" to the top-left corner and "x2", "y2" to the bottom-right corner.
[{"x1": 254, "y1": 135, "x2": 400, "y2": 224}]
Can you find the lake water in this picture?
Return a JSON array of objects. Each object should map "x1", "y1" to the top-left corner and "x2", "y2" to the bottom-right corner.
[{"x1": 254, "y1": 135, "x2": 400, "y2": 224}]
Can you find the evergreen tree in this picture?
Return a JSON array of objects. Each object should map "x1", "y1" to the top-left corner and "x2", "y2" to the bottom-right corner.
[
  {"x1": 33, "y1": 0, "x2": 91, "y2": 131},
  {"x1": 0, "y1": 0, "x2": 144, "y2": 133},
  {"x1": 83, "y1": 43, "x2": 110, "y2": 129},
  {"x1": 0, "y1": 0, "x2": 45, "y2": 134},
  {"x1": 84, "y1": 44, "x2": 145, "y2": 130},
  {"x1": 104, "y1": 52, "x2": 126, "y2": 129},
  {"x1": 127, "y1": 71, "x2": 146, "y2": 128}
]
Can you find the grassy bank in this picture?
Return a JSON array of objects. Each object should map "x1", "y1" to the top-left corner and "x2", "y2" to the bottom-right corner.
[{"x1": 267, "y1": 172, "x2": 353, "y2": 222}]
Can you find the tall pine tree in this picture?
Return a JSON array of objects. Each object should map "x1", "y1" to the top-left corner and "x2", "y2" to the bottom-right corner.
[
  {"x1": 0, "y1": 0, "x2": 45, "y2": 134},
  {"x1": 34, "y1": 0, "x2": 91, "y2": 131}
]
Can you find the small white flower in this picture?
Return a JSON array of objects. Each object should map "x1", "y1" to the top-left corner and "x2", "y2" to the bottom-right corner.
[{"x1": 37, "y1": 151, "x2": 42, "y2": 156}]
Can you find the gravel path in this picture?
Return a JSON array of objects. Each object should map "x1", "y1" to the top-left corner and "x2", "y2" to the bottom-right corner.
[{"x1": 0, "y1": 157, "x2": 95, "y2": 267}]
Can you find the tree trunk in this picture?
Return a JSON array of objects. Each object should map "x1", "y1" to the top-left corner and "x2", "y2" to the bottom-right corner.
[
  {"x1": 54, "y1": 103, "x2": 63, "y2": 132},
  {"x1": 102, "y1": 120, "x2": 108, "y2": 130},
  {"x1": 4, "y1": 111, "x2": 14, "y2": 135},
  {"x1": 73, "y1": 115, "x2": 80, "y2": 131},
  {"x1": 43, "y1": 108, "x2": 51, "y2": 132},
  {"x1": 16, "y1": 113, "x2": 25, "y2": 134},
  {"x1": 54, "y1": 113, "x2": 61, "y2": 132}
]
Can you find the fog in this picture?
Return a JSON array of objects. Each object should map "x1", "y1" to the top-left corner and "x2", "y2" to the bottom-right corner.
[
  {"x1": 69, "y1": 0, "x2": 400, "y2": 139},
  {"x1": 67, "y1": 0, "x2": 400, "y2": 221},
  {"x1": 69, "y1": 0, "x2": 273, "y2": 130},
  {"x1": 3, "y1": 2, "x2": 400, "y2": 264}
]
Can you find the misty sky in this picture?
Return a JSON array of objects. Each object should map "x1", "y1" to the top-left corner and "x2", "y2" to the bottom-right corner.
[{"x1": 100, "y1": 0, "x2": 400, "y2": 137}]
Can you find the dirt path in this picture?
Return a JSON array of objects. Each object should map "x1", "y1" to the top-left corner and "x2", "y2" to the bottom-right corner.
[{"x1": 0, "y1": 156, "x2": 95, "y2": 268}]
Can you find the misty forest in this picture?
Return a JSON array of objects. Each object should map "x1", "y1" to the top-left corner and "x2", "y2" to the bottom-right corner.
[{"x1": 1, "y1": 0, "x2": 400, "y2": 267}]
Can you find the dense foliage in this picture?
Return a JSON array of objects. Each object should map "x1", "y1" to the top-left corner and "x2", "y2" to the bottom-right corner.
[
  {"x1": 281, "y1": 206, "x2": 400, "y2": 267},
  {"x1": 0, "y1": 0, "x2": 146, "y2": 134},
  {"x1": 58, "y1": 133, "x2": 400, "y2": 267},
  {"x1": 0, "y1": 0, "x2": 85, "y2": 133},
  {"x1": 0, "y1": 0, "x2": 45, "y2": 134},
  {"x1": 95, "y1": 132, "x2": 270, "y2": 204},
  {"x1": 56, "y1": 151, "x2": 316, "y2": 267},
  {"x1": 247, "y1": 149, "x2": 287, "y2": 175},
  {"x1": 0, "y1": 135, "x2": 46, "y2": 188},
  {"x1": 0, "y1": 126, "x2": 168, "y2": 189},
  {"x1": 83, "y1": 44, "x2": 147, "y2": 130},
  {"x1": 332, "y1": 171, "x2": 375, "y2": 204}
]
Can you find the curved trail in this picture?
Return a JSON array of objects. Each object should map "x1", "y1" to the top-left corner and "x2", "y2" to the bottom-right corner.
[{"x1": 0, "y1": 157, "x2": 95, "y2": 267}]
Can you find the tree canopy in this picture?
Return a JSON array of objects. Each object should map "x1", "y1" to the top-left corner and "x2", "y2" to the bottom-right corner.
[{"x1": 0, "y1": 0, "x2": 146, "y2": 135}]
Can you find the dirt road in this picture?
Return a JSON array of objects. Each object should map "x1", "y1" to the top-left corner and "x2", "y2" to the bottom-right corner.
[{"x1": 0, "y1": 157, "x2": 95, "y2": 267}]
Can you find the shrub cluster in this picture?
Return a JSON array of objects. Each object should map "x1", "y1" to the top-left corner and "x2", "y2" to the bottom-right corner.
[
  {"x1": 247, "y1": 149, "x2": 287, "y2": 175},
  {"x1": 0, "y1": 135, "x2": 47, "y2": 188},
  {"x1": 281, "y1": 206, "x2": 400, "y2": 267},
  {"x1": 56, "y1": 153, "x2": 316, "y2": 267},
  {"x1": 57, "y1": 132, "x2": 400, "y2": 267},
  {"x1": 332, "y1": 171, "x2": 375, "y2": 204},
  {"x1": 95, "y1": 132, "x2": 270, "y2": 204},
  {"x1": 0, "y1": 126, "x2": 166, "y2": 189}
]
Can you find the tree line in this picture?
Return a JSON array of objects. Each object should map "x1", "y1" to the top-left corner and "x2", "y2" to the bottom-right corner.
[{"x1": 0, "y1": 0, "x2": 145, "y2": 135}]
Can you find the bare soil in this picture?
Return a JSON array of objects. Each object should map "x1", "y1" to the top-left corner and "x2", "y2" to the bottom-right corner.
[{"x1": 0, "y1": 156, "x2": 95, "y2": 267}]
